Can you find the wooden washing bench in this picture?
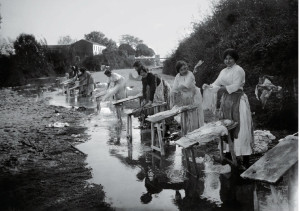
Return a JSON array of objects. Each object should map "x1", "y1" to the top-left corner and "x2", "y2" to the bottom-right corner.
[
  {"x1": 145, "y1": 105, "x2": 199, "y2": 156},
  {"x1": 125, "y1": 102, "x2": 167, "y2": 141},
  {"x1": 109, "y1": 94, "x2": 143, "y2": 120},
  {"x1": 176, "y1": 120, "x2": 238, "y2": 177},
  {"x1": 241, "y1": 135, "x2": 298, "y2": 211}
]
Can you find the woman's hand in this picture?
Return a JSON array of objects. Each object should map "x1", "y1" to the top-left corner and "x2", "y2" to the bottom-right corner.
[{"x1": 202, "y1": 83, "x2": 210, "y2": 90}]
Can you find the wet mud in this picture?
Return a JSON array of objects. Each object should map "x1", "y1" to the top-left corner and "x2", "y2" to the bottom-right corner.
[{"x1": 0, "y1": 88, "x2": 113, "y2": 210}]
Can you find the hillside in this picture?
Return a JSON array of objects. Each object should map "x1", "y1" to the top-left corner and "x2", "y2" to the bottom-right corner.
[{"x1": 163, "y1": 0, "x2": 298, "y2": 131}]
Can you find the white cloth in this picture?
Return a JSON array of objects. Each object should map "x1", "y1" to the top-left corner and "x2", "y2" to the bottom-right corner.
[
  {"x1": 211, "y1": 64, "x2": 253, "y2": 156},
  {"x1": 202, "y1": 88, "x2": 217, "y2": 114},
  {"x1": 186, "y1": 120, "x2": 229, "y2": 141}
]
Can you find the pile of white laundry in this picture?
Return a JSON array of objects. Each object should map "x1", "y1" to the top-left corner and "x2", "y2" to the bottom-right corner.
[{"x1": 253, "y1": 130, "x2": 276, "y2": 154}]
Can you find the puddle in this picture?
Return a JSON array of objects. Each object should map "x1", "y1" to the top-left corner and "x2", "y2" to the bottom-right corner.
[{"x1": 10, "y1": 77, "x2": 292, "y2": 211}]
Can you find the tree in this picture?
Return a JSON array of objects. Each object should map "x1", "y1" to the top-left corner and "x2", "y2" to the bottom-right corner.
[
  {"x1": 57, "y1": 35, "x2": 75, "y2": 45},
  {"x1": 119, "y1": 34, "x2": 143, "y2": 48},
  {"x1": 14, "y1": 34, "x2": 43, "y2": 57},
  {"x1": 118, "y1": 43, "x2": 135, "y2": 56},
  {"x1": 135, "y1": 44, "x2": 155, "y2": 57},
  {"x1": 13, "y1": 34, "x2": 53, "y2": 76},
  {"x1": 105, "y1": 38, "x2": 118, "y2": 50},
  {"x1": 84, "y1": 31, "x2": 117, "y2": 50}
]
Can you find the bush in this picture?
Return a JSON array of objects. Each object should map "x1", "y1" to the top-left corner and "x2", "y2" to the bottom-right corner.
[
  {"x1": 0, "y1": 34, "x2": 55, "y2": 87},
  {"x1": 45, "y1": 47, "x2": 75, "y2": 75},
  {"x1": 81, "y1": 54, "x2": 107, "y2": 71}
]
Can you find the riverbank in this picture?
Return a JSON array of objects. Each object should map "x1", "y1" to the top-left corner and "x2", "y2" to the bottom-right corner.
[{"x1": 0, "y1": 88, "x2": 113, "y2": 210}]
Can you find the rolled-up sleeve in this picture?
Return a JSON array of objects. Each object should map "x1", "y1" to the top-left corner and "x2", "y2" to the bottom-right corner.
[{"x1": 225, "y1": 68, "x2": 245, "y2": 94}]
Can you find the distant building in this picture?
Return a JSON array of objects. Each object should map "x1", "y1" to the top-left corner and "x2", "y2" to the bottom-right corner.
[
  {"x1": 47, "y1": 39, "x2": 106, "y2": 61},
  {"x1": 70, "y1": 39, "x2": 106, "y2": 59}
]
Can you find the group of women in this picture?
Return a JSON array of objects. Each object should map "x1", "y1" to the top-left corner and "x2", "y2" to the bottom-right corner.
[
  {"x1": 134, "y1": 49, "x2": 252, "y2": 166},
  {"x1": 71, "y1": 48, "x2": 254, "y2": 166}
]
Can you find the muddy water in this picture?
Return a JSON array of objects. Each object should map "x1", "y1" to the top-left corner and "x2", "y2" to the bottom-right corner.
[{"x1": 15, "y1": 79, "x2": 290, "y2": 211}]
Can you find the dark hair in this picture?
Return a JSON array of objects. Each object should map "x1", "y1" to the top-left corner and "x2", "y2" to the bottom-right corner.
[
  {"x1": 138, "y1": 65, "x2": 148, "y2": 74},
  {"x1": 79, "y1": 67, "x2": 87, "y2": 73},
  {"x1": 140, "y1": 193, "x2": 152, "y2": 204},
  {"x1": 175, "y1": 60, "x2": 188, "y2": 73},
  {"x1": 223, "y1": 49, "x2": 239, "y2": 61},
  {"x1": 104, "y1": 69, "x2": 112, "y2": 76},
  {"x1": 133, "y1": 61, "x2": 142, "y2": 68}
]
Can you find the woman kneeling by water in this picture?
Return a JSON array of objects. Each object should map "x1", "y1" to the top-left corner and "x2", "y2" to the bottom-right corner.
[
  {"x1": 203, "y1": 49, "x2": 254, "y2": 167},
  {"x1": 78, "y1": 67, "x2": 95, "y2": 97},
  {"x1": 170, "y1": 60, "x2": 204, "y2": 131}
]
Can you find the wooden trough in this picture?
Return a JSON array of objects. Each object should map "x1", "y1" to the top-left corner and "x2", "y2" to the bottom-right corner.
[{"x1": 241, "y1": 135, "x2": 298, "y2": 211}]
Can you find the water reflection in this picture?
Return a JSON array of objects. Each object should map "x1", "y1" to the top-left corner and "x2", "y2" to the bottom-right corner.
[{"x1": 14, "y1": 78, "x2": 292, "y2": 211}]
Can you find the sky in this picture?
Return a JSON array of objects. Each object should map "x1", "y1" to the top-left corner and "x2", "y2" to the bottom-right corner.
[{"x1": 0, "y1": 0, "x2": 216, "y2": 57}]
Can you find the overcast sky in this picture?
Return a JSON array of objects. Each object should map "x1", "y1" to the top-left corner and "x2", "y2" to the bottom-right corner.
[{"x1": 0, "y1": 0, "x2": 216, "y2": 57}]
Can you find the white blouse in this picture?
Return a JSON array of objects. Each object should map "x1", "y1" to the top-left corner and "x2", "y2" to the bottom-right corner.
[{"x1": 211, "y1": 64, "x2": 245, "y2": 94}]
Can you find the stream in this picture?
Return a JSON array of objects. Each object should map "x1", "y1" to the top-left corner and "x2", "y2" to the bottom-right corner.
[{"x1": 13, "y1": 77, "x2": 290, "y2": 211}]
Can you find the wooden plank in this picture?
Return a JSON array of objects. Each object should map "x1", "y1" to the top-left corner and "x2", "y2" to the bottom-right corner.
[
  {"x1": 94, "y1": 92, "x2": 106, "y2": 98},
  {"x1": 157, "y1": 127, "x2": 165, "y2": 156},
  {"x1": 60, "y1": 76, "x2": 77, "y2": 85},
  {"x1": 69, "y1": 84, "x2": 81, "y2": 90},
  {"x1": 125, "y1": 102, "x2": 167, "y2": 116},
  {"x1": 241, "y1": 137, "x2": 298, "y2": 183},
  {"x1": 176, "y1": 121, "x2": 237, "y2": 149},
  {"x1": 152, "y1": 145, "x2": 161, "y2": 152},
  {"x1": 176, "y1": 137, "x2": 199, "y2": 148},
  {"x1": 146, "y1": 105, "x2": 198, "y2": 123},
  {"x1": 112, "y1": 94, "x2": 142, "y2": 105},
  {"x1": 151, "y1": 123, "x2": 155, "y2": 148},
  {"x1": 190, "y1": 148, "x2": 199, "y2": 176}
]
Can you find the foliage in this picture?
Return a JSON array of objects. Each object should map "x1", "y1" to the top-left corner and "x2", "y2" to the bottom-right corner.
[
  {"x1": 119, "y1": 34, "x2": 143, "y2": 48},
  {"x1": 84, "y1": 31, "x2": 117, "y2": 50},
  {"x1": 163, "y1": 0, "x2": 298, "y2": 131},
  {"x1": 118, "y1": 43, "x2": 135, "y2": 56},
  {"x1": 13, "y1": 34, "x2": 54, "y2": 77},
  {"x1": 0, "y1": 34, "x2": 55, "y2": 86},
  {"x1": 45, "y1": 46, "x2": 76, "y2": 75},
  {"x1": 102, "y1": 49, "x2": 134, "y2": 69},
  {"x1": 81, "y1": 49, "x2": 135, "y2": 71},
  {"x1": 135, "y1": 43, "x2": 155, "y2": 57},
  {"x1": 57, "y1": 35, "x2": 76, "y2": 45},
  {"x1": 81, "y1": 54, "x2": 107, "y2": 71}
]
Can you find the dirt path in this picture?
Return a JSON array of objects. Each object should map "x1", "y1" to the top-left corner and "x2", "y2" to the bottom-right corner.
[{"x1": 0, "y1": 88, "x2": 113, "y2": 210}]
